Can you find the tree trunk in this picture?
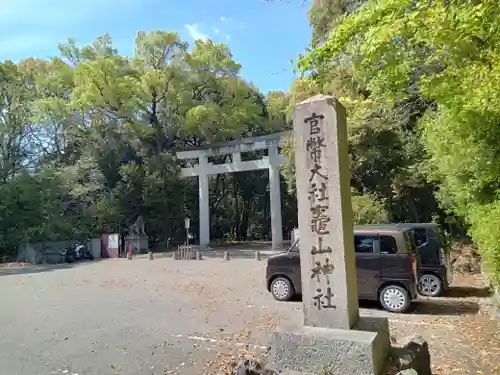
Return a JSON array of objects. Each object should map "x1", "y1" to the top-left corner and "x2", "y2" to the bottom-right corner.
[
  {"x1": 239, "y1": 203, "x2": 250, "y2": 241},
  {"x1": 409, "y1": 189, "x2": 420, "y2": 222}
]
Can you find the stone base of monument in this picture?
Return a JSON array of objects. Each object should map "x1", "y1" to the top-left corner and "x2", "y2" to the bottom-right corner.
[{"x1": 269, "y1": 316, "x2": 390, "y2": 375}]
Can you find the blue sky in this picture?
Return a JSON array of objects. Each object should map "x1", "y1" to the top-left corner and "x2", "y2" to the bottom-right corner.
[{"x1": 0, "y1": 0, "x2": 312, "y2": 93}]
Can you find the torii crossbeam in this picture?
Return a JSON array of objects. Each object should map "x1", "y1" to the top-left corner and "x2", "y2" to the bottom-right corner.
[{"x1": 176, "y1": 131, "x2": 290, "y2": 250}]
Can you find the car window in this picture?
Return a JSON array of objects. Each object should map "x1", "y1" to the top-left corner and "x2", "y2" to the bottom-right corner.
[
  {"x1": 413, "y1": 228, "x2": 428, "y2": 246},
  {"x1": 289, "y1": 240, "x2": 299, "y2": 253},
  {"x1": 354, "y1": 235, "x2": 376, "y2": 253},
  {"x1": 380, "y1": 235, "x2": 398, "y2": 254}
]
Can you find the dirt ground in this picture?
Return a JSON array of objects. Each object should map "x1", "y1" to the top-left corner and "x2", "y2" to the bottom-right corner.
[
  {"x1": 0, "y1": 252, "x2": 499, "y2": 375},
  {"x1": 388, "y1": 271, "x2": 500, "y2": 375}
]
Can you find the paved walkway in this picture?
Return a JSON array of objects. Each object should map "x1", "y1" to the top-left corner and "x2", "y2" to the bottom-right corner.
[{"x1": 0, "y1": 255, "x2": 498, "y2": 375}]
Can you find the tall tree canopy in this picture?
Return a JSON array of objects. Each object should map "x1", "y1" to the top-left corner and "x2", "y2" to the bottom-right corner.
[
  {"x1": 2, "y1": 11, "x2": 485, "y2": 276},
  {"x1": 280, "y1": 0, "x2": 440, "y2": 226},
  {"x1": 299, "y1": 0, "x2": 500, "y2": 283},
  {"x1": 0, "y1": 30, "x2": 297, "y2": 257}
]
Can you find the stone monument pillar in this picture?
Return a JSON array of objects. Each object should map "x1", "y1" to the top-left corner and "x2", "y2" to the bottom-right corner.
[
  {"x1": 294, "y1": 96, "x2": 359, "y2": 329},
  {"x1": 269, "y1": 95, "x2": 390, "y2": 375}
]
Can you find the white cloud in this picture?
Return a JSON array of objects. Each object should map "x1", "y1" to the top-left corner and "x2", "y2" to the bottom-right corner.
[
  {"x1": 213, "y1": 28, "x2": 220, "y2": 35},
  {"x1": 184, "y1": 23, "x2": 210, "y2": 40},
  {"x1": 220, "y1": 16, "x2": 226, "y2": 22},
  {"x1": 185, "y1": 24, "x2": 210, "y2": 41}
]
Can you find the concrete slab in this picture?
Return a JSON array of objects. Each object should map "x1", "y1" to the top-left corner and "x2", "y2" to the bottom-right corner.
[{"x1": 269, "y1": 316, "x2": 390, "y2": 375}]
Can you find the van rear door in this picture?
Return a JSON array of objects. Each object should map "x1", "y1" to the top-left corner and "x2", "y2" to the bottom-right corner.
[
  {"x1": 429, "y1": 227, "x2": 453, "y2": 284},
  {"x1": 404, "y1": 230, "x2": 419, "y2": 280},
  {"x1": 354, "y1": 233, "x2": 381, "y2": 299},
  {"x1": 413, "y1": 227, "x2": 440, "y2": 265},
  {"x1": 381, "y1": 231, "x2": 417, "y2": 282}
]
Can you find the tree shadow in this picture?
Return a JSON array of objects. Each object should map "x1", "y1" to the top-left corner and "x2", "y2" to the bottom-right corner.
[
  {"x1": 0, "y1": 259, "x2": 106, "y2": 277},
  {"x1": 275, "y1": 296, "x2": 479, "y2": 316},
  {"x1": 409, "y1": 298, "x2": 480, "y2": 315},
  {"x1": 444, "y1": 285, "x2": 491, "y2": 298},
  {"x1": 356, "y1": 298, "x2": 480, "y2": 316}
]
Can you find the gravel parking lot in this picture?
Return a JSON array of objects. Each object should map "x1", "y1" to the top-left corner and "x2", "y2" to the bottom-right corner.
[{"x1": 0, "y1": 252, "x2": 499, "y2": 375}]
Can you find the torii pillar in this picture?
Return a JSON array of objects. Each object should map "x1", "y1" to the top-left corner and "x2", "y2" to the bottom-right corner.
[
  {"x1": 198, "y1": 154, "x2": 210, "y2": 248},
  {"x1": 176, "y1": 132, "x2": 288, "y2": 250},
  {"x1": 268, "y1": 145, "x2": 283, "y2": 251}
]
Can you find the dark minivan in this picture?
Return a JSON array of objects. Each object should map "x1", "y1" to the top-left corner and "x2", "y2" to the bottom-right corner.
[
  {"x1": 398, "y1": 223, "x2": 453, "y2": 297},
  {"x1": 266, "y1": 226, "x2": 419, "y2": 313}
]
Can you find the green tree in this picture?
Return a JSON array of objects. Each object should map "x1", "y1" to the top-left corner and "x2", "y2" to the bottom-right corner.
[
  {"x1": 300, "y1": 0, "x2": 500, "y2": 283},
  {"x1": 0, "y1": 29, "x2": 295, "y2": 257},
  {"x1": 351, "y1": 192, "x2": 389, "y2": 225}
]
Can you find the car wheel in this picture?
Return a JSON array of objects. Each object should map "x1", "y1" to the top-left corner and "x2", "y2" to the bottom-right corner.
[
  {"x1": 379, "y1": 285, "x2": 411, "y2": 313},
  {"x1": 270, "y1": 277, "x2": 294, "y2": 301},
  {"x1": 418, "y1": 274, "x2": 443, "y2": 297}
]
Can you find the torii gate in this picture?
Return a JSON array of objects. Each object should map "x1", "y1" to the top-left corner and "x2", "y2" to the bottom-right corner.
[{"x1": 176, "y1": 131, "x2": 290, "y2": 250}]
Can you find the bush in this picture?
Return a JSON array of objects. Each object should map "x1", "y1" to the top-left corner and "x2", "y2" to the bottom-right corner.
[
  {"x1": 351, "y1": 193, "x2": 389, "y2": 225},
  {"x1": 468, "y1": 202, "x2": 500, "y2": 286}
]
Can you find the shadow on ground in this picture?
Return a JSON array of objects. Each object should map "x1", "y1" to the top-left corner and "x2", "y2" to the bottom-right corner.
[
  {"x1": 286, "y1": 296, "x2": 479, "y2": 316},
  {"x1": 444, "y1": 285, "x2": 491, "y2": 298},
  {"x1": 0, "y1": 259, "x2": 105, "y2": 276},
  {"x1": 410, "y1": 298, "x2": 479, "y2": 315}
]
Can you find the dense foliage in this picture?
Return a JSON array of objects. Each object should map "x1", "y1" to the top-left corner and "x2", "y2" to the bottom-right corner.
[
  {"x1": 299, "y1": 0, "x2": 500, "y2": 283},
  {"x1": 1, "y1": 27, "x2": 412, "y2": 260},
  {"x1": 0, "y1": 32, "x2": 299, "y2": 257},
  {"x1": 3, "y1": 0, "x2": 483, "y2": 267}
]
